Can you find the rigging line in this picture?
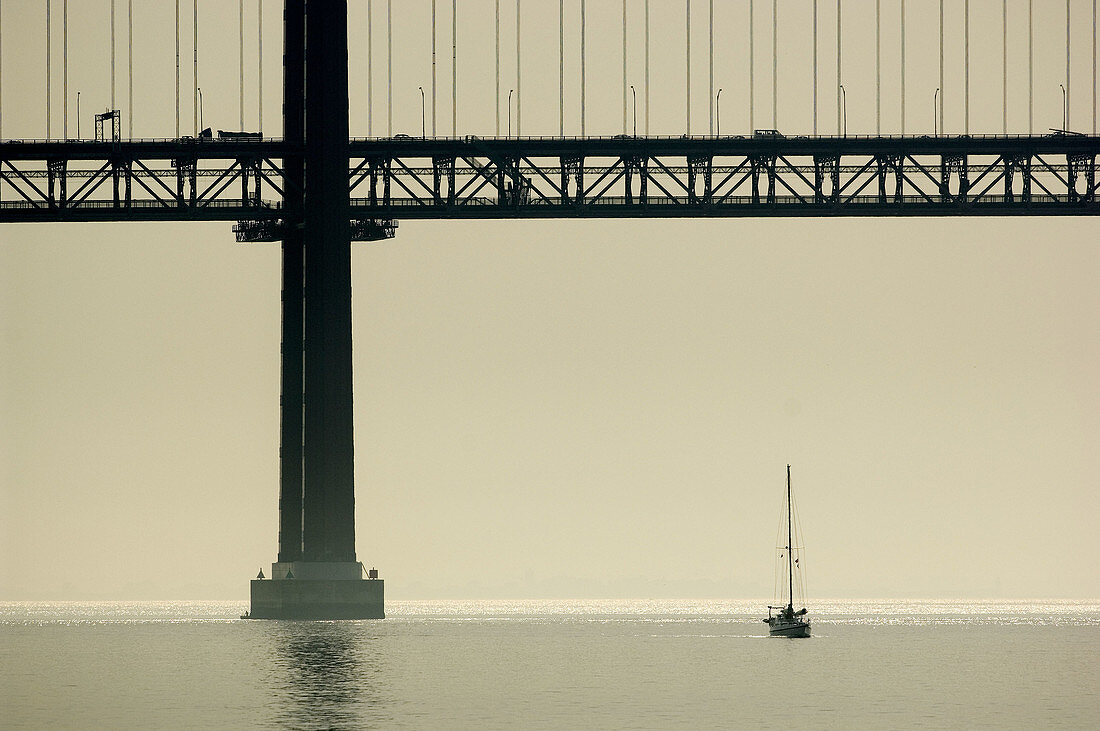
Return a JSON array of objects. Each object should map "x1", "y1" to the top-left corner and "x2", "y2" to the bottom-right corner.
[
  {"x1": 772, "y1": 0, "x2": 776, "y2": 130},
  {"x1": 813, "y1": 0, "x2": 817, "y2": 135},
  {"x1": 749, "y1": 0, "x2": 754, "y2": 133},
  {"x1": 686, "y1": 0, "x2": 690, "y2": 135}
]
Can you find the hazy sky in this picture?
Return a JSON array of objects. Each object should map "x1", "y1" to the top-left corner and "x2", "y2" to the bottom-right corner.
[{"x1": 1, "y1": 1, "x2": 1098, "y2": 600}]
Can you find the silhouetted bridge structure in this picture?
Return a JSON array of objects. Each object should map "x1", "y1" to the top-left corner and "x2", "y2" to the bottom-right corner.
[
  {"x1": 4, "y1": 1, "x2": 1098, "y2": 620},
  {"x1": 3, "y1": 134, "x2": 1100, "y2": 228}
]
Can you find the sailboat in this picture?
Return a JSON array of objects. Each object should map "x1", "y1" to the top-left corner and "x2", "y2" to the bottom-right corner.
[{"x1": 764, "y1": 465, "x2": 811, "y2": 638}]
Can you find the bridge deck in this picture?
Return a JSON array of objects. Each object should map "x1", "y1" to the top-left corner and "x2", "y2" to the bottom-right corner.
[{"x1": 2, "y1": 135, "x2": 1098, "y2": 224}]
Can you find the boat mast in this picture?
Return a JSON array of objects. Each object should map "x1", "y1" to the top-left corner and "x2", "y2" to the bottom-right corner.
[{"x1": 787, "y1": 464, "x2": 794, "y2": 611}]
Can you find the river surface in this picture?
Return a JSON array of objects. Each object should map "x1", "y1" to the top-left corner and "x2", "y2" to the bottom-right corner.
[{"x1": 2, "y1": 599, "x2": 1097, "y2": 728}]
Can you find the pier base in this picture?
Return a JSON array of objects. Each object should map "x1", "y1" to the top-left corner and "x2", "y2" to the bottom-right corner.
[{"x1": 247, "y1": 562, "x2": 384, "y2": 620}]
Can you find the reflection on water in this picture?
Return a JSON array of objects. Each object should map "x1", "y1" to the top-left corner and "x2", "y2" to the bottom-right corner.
[{"x1": 268, "y1": 623, "x2": 390, "y2": 729}]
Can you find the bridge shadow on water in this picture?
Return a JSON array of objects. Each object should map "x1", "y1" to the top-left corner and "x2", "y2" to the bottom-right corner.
[{"x1": 266, "y1": 622, "x2": 392, "y2": 728}]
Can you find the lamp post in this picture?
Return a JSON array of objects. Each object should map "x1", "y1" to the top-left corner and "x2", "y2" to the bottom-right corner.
[
  {"x1": 716, "y1": 88, "x2": 723, "y2": 137},
  {"x1": 630, "y1": 85, "x2": 637, "y2": 137},
  {"x1": 77, "y1": 92, "x2": 81, "y2": 139},
  {"x1": 197, "y1": 87, "x2": 204, "y2": 133},
  {"x1": 508, "y1": 89, "x2": 514, "y2": 137},
  {"x1": 839, "y1": 84, "x2": 847, "y2": 137},
  {"x1": 1060, "y1": 83, "x2": 1067, "y2": 130},
  {"x1": 418, "y1": 86, "x2": 426, "y2": 137},
  {"x1": 934, "y1": 88, "x2": 940, "y2": 135}
]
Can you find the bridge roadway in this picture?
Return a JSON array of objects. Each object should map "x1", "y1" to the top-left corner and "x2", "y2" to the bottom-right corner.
[{"x1": 1, "y1": 134, "x2": 1099, "y2": 229}]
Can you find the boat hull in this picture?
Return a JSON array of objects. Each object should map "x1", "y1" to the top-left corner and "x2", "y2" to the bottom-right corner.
[{"x1": 768, "y1": 620, "x2": 811, "y2": 638}]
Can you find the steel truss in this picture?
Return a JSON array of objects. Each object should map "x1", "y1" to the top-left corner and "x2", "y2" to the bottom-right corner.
[{"x1": 3, "y1": 136, "x2": 1099, "y2": 228}]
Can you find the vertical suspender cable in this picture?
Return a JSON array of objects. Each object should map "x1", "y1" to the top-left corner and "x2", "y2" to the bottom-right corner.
[
  {"x1": 645, "y1": 0, "x2": 650, "y2": 135},
  {"x1": 772, "y1": 0, "x2": 776, "y2": 129},
  {"x1": 367, "y1": 0, "x2": 372, "y2": 136},
  {"x1": 46, "y1": 0, "x2": 50, "y2": 140},
  {"x1": 193, "y1": 0, "x2": 198, "y2": 136},
  {"x1": 240, "y1": 0, "x2": 244, "y2": 131},
  {"x1": 1067, "y1": 0, "x2": 1072, "y2": 130},
  {"x1": 709, "y1": 0, "x2": 713, "y2": 135},
  {"x1": 111, "y1": 0, "x2": 116, "y2": 111},
  {"x1": 686, "y1": 0, "x2": 691, "y2": 135},
  {"x1": 964, "y1": 0, "x2": 969, "y2": 135},
  {"x1": 581, "y1": 0, "x2": 586, "y2": 136},
  {"x1": 452, "y1": 0, "x2": 456, "y2": 136},
  {"x1": 900, "y1": 0, "x2": 905, "y2": 135},
  {"x1": 624, "y1": 0, "x2": 628, "y2": 135},
  {"x1": 431, "y1": 0, "x2": 436, "y2": 137},
  {"x1": 939, "y1": 0, "x2": 944, "y2": 135},
  {"x1": 516, "y1": 0, "x2": 521, "y2": 135},
  {"x1": 749, "y1": 0, "x2": 754, "y2": 132},
  {"x1": 495, "y1": 0, "x2": 500, "y2": 135},
  {"x1": 1003, "y1": 0, "x2": 1007, "y2": 134},
  {"x1": 175, "y1": 0, "x2": 180, "y2": 138},
  {"x1": 128, "y1": 0, "x2": 132, "y2": 136},
  {"x1": 258, "y1": 0, "x2": 263, "y2": 134},
  {"x1": 1028, "y1": 0, "x2": 1033, "y2": 133},
  {"x1": 557, "y1": 0, "x2": 563, "y2": 135},
  {"x1": 63, "y1": 0, "x2": 67, "y2": 138},
  {"x1": 0, "y1": 1, "x2": 3, "y2": 139},
  {"x1": 387, "y1": 0, "x2": 392, "y2": 136},
  {"x1": 813, "y1": 0, "x2": 818, "y2": 135},
  {"x1": 836, "y1": 0, "x2": 841, "y2": 136},
  {"x1": 875, "y1": 0, "x2": 880, "y2": 135},
  {"x1": 1094, "y1": 0, "x2": 1097, "y2": 134}
]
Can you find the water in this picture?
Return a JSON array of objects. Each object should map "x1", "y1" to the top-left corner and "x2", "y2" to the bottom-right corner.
[{"x1": 2, "y1": 600, "x2": 1097, "y2": 729}]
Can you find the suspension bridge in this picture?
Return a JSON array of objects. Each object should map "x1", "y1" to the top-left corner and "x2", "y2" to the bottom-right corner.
[{"x1": 1, "y1": 1, "x2": 1097, "y2": 619}]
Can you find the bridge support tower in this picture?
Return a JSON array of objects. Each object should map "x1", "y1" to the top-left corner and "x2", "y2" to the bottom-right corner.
[{"x1": 247, "y1": 0, "x2": 383, "y2": 620}]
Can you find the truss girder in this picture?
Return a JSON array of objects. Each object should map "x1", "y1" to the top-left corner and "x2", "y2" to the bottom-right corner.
[{"x1": 2, "y1": 137, "x2": 1100, "y2": 222}]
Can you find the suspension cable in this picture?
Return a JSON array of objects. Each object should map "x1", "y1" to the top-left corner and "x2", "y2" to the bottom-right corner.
[
  {"x1": 772, "y1": 0, "x2": 777, "y2": 129},
  {"x1": 516, "y1": 0, "x2": 521, "y2": 136},
  {"x1": 495, "y1": 0, "x2": 500, "y2": 136},
  {"x1": 901, "y1": 0, "x2": 906, "y2": 135},
  {"x1": 367, "y1": 0, "x2": 372, "y2": 137},
  {"x1": 749, "y1": 0, "x2": 754, "y2": 133},
  {"x1": 240, "y1": 0, "x2": 244, "y2": 131},
  {"x1": 111, "y1": 0, "x2": 115, "y2": 110},
  {"x1": 175, "y1": 0, "x2": 179, "y2": 138},
  {"x1": 387, "y1": 0, "x2": 391, "y2": 136},
  {"x1": 581, "y1": 0, "x2": 586, "y2": 136},
  {"x1": 812, "y1": 0, "x2": 817, "y2": 135},
  {"x1": 258, "y1": 0, "x2": 263, "y2": 134},
  {"x1": 431, "y1": 0, "x2": 435, "y2": 137},
  {"x1": 128, "y1": 0, "x2": 132, "y2": 137},
  {"x1": 63, "y1": 0, "x2": 67, "y2": 138},
  {"x1": 193, "y1": 0, "x2": 197, "y2": 135},
  {"x1": 685, "y1": 0, "x2": 690, "y2": 135},
  {"x1": 452, "y1": 0, "x2": 456, "y2": 136},
  {"x1": 644, "y1": 0, "x2": 649, "y2": 135},
  {"x1": 559, "y1": 0, "x2": 564, "y2": 136},
  {"x1": 47, "y1": 0, "x2": 51, "y2": 140}
]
